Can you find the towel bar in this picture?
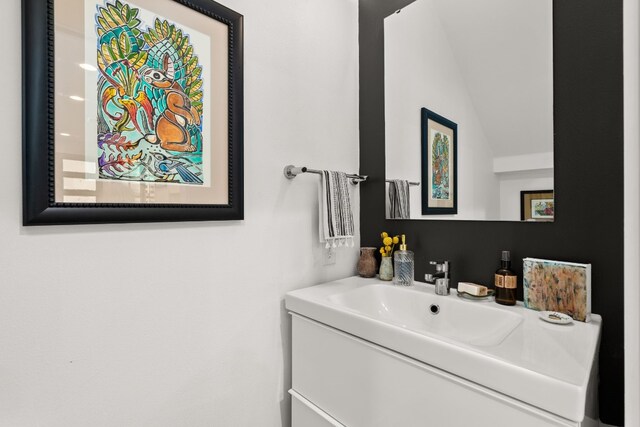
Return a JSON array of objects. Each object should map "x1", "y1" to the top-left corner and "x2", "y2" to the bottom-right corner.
[
  {"x1": 385, "y1": 179, "x2": 420, "y2": 186},
  {"x1": 283, "y1": 165, "x2": 367, "y2": 185}
]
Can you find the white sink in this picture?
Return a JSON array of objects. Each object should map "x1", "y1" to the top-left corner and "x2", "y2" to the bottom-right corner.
[
  {"x1": 327, "y1": 284, "x2": 522, "y2": 346},
  {"x1": 285, "y1": 276, "x2": 602, "y2": 423}
]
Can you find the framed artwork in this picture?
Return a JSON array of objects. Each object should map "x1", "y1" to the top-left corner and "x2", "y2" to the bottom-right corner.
[
  {"x1": 23, "y1": 0, "x2": 243, "y2": 225},
  {"x1": 421, "y1": 107, "x2": 457, "y2": 215},
  {"x1": 520, "y1": 190, "x2": 554, "y2": 221}
]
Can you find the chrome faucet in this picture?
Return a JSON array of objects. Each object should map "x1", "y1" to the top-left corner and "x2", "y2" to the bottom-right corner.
[{"x1": 425, "y1": 260, "x2": 450, "y2": 295}]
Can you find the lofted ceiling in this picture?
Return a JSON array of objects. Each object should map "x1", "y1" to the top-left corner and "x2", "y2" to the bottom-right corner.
[{"x1": 428, "y1": 0, "x2": 554, "y2": 158}]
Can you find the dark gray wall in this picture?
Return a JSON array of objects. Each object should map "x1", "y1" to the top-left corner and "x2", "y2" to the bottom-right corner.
[{"x1": 358, "y1": 0, "x2": 624, "y2": 424}]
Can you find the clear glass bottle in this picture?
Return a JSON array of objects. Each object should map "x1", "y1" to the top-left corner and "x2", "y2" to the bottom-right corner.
[
  {"x1": 495, "y1": 250, "x2": 517, "y2": 305},
  {"x1": 393, "y1": 235, "x2": 414, "y2": 286}
]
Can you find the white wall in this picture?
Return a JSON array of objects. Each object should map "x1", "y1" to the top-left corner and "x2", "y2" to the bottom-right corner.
[
  {"x1": 624, "y1": 0, "x2": 640, "y2": 425},
  {"x1": 497, "y1": 170, "x2": 554, "y2": 221},
  {"x1": 0, "y1": 0, "x2": 359, "y2": 425},
  {"x1": 384, "y1": 0, "x2": 500, "y2": 220},
  {"x1": 430, "y1": 0, "x2": 553, "y2": 158}
]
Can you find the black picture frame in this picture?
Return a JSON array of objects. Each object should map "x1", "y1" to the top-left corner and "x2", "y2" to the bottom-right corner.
[
  {"x1": 421, "y1": 107, "x2": 457, "y2": 215},
  {"x1": 22, "y1": 0, "x2": 244, "y2": 225}
]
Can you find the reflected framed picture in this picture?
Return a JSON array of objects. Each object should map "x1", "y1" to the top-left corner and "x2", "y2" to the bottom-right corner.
[
  {"x1": 22, "y1": 0, "x2": 243, "y2": 225},
  {"x1": 421, "y1": 107, "x2": 457, "y2": 215},
  {"x1": 520, "y1": 190, "x2": 554, "y2": 221}
]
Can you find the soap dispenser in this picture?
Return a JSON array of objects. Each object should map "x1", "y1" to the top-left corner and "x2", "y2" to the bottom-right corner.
[
  {"x1": 393, "y1": 235, "x2": 414, "y2": 286},
  {"x1": 495, "y1": 250, "x2": 517, "y2": 306}
]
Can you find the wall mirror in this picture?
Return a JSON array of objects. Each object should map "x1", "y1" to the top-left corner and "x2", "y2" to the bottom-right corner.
[{"x1": 384, "y1": 0, "x2": 553, "y2": 222}]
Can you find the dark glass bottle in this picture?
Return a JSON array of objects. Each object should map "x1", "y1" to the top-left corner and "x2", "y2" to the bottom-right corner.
[{"x1": 495, "y1": 250, "x2": 517, "y2": 306}]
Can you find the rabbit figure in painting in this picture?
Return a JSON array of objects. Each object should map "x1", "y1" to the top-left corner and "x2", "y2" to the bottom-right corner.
[{"x1": 142, "y1": 54, "x2": 201, "y2": 153}]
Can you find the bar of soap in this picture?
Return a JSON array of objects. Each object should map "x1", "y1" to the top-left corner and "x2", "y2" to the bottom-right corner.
[{"x1": 458, "y1": 282, "x2": 488, "y2": 296}]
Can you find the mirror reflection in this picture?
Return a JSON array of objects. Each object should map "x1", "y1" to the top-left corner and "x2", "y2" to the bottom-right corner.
[{"x1": 384, "y1": 0, "x2": 553, "y2": 221}]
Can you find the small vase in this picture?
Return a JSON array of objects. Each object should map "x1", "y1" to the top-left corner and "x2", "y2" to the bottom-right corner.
[
  {"x1": 379, "y1": 256, "x2": 393, "y2": 281},
  {"x1": 357, "y1": 247, "x2": 377, "y2": 278}
]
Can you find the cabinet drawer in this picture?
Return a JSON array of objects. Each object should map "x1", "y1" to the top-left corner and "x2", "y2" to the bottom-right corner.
[
  {"x1": 291, "y1": 313, "x2": 577, "y2": 427},
  {"x1": 290, "y1": 389, "x2": 345, "y2": 427}
]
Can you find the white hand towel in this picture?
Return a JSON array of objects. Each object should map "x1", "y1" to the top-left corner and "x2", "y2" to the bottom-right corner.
[{"x1": 319, "y1": 170, "x2": 355, "y2": 248}]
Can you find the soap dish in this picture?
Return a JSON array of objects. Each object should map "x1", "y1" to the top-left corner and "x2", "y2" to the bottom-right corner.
[
  {"x1": 538, "y1": 311, "x2": 574, "y2": 325},
  {"x1": 456, "y1": 289, "x2": 495, "y2": 301}
]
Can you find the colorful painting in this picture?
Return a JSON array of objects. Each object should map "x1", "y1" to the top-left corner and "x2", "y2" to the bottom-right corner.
[
  {"x1": 24, "y1": 0, "x2": 243, "y2": 225},
  {"x1": 421, "y1": 107, "x2": 457, "y2": 215},
  {"x1": 531, "y1": 198, "x2": 554, "y2": 219},
  {"x1": 520, "y1": 190, "x2": 554, "y2": 221},
  {"x1": 431, "y1": 131, "x2": 450, "y2": 200},
  {"x1": 96, "y1": 0, "x2": 204, "y2": 185},
  {"x1": 523, "y1": 258, "x2": 591, "y2": 322}
]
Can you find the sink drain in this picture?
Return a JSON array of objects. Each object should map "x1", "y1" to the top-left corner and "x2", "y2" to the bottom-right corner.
[{"x1": 429, "y1": 304, "x2": 440, "y2": 315}]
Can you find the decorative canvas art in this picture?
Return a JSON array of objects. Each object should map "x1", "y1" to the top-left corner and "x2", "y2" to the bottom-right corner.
[
  {"x1": 421, "y1": 107, "x2": 457, "y2": 215},
  {"x1": 523, "y1": 258, "x2": 591, "y2": 322}
]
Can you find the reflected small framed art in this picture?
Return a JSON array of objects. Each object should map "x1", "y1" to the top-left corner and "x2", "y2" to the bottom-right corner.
[
  {"x1": 520, "y1": 190, "x2": 554, "y2": 221},
  {"x1": 421, "y1": 107, "x2": 457, "y2": 215}
]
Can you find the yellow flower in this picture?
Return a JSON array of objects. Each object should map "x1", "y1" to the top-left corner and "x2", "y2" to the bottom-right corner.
[
  {"x1": 385, "y1": 245, "x2": 391, "y2": 252},
  {"x1": 383, "y1": 236, "x2": 392, "y2": 246},
  {"x1": 381, "y1": 232, "x2": 389, "y2": 239},
  {"x1": 379, "y1": 247, "x2": 385, "y2": 255},
  {"x1": 392, "y1": 236, "x2": 399, "y2": 244}
]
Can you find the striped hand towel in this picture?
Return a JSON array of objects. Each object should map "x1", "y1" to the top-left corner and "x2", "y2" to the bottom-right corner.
[
  {"x1": 319, "y1": 171, "x2": 355, "y2": 248},
  {"x1": 388, "y1": 180, "x2": 410, "y2": 219}
]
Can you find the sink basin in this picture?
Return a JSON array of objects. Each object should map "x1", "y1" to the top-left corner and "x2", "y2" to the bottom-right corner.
[
  {"x1": 286, "y1": 276, "x2": 602, "y2": 423},
  {"x1": 327, "y1": 284, "x2": 522, "y2": 346}
]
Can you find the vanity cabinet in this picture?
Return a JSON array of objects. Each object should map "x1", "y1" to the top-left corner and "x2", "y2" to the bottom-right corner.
[
  {"x1": 286, "y1": 277, "x2": 600, "y2": 427},
  {"x1": 290, "y1": 314, "x2": 596, "y2": 427}
]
